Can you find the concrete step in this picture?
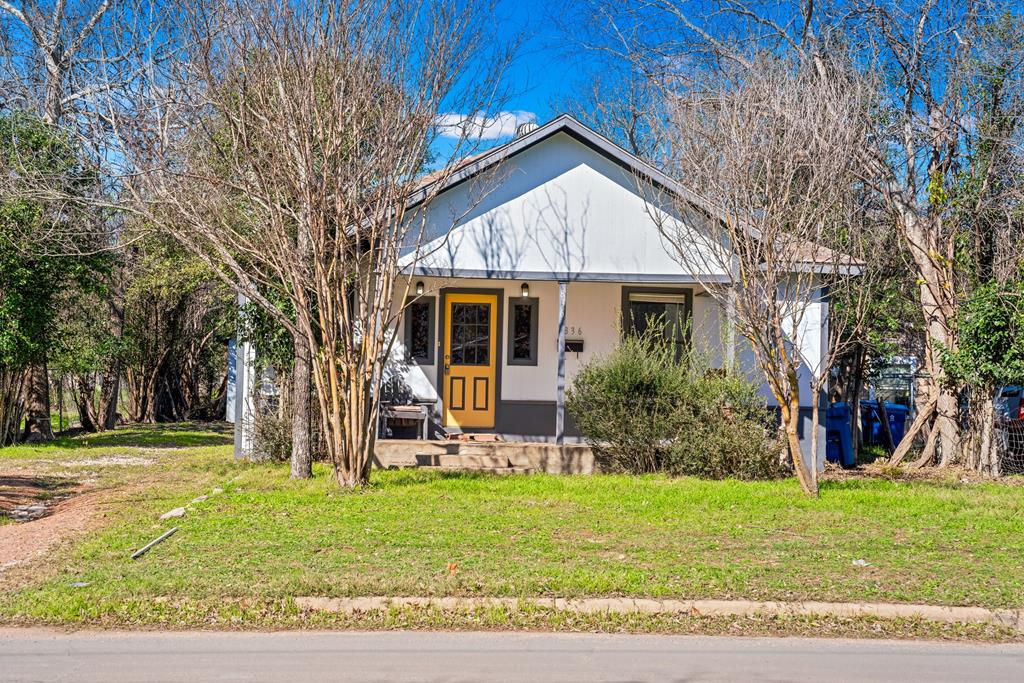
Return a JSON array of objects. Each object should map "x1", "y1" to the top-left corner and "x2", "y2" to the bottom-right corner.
[
  {"x1": 439, "y1": 454, "x2": 510, "y2": 468},
  {"x1": 418, "y1": 466, "x2": 535, "y2": 475},
  {"x1": 455, "y1": 444, "x2": 500, "y2": 457}
]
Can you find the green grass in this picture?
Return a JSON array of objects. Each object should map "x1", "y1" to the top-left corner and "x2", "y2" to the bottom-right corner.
[
  {"x1": 2, "y1": 425, "x2": 1024, "y2": 631},
  {"x1": 1, "y1": 424, "x2": 231, "y2": 457}
]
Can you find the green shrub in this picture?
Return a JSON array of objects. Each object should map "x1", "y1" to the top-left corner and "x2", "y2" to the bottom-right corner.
[{"x1": 567, "y1": 333, "x2": 781, "y2": 479}]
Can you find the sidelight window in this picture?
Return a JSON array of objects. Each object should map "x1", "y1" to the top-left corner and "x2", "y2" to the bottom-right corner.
[
  {"x1": 404, "y1": 296, "x2": 435, "y2": 364},
  {"x1": 507, "y1": 297, "x2": 538, "y2": 365}
]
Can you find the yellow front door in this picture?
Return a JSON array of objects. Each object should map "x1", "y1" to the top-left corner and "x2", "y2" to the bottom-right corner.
[{"x1": 443, "y1": 293, "x2": 498, "y2": 429}]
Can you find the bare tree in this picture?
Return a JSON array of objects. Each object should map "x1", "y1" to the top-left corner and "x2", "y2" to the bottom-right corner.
[
  {"x1": 647, "y1": 55, "x2": 872, "y2": 495},
  {"x1": 578, "y1": 0, "x2": 1024, "y2": 471},
  {"x1": 117, "y1": 0, "x2": 509, "y2": 486}
]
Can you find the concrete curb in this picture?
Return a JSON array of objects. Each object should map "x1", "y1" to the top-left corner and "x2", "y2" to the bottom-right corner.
[{"x1": 294, "y1": 596, "x2": 1024, "y2": 632}]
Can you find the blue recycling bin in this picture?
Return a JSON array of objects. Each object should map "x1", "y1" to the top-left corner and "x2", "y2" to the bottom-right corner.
[
  {"x1": 826, "y1": 402, "x2": 855, "y2": 467},
  {"x1": 860, "y1": 401, "x2": 910, "y2": 447},
  {"x1": 885, "y1": 403, "x2": 909, "y2": 445},
  {"x1": 860, "y1": 400, "x2": 881, "y2": 445}
]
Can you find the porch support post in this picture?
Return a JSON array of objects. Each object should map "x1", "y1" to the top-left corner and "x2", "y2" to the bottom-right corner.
[
  {"x1": 233, "y1": 293, "x2": 255, "y2": 461},
  {"x1": 555, "y1": 280, "x2": 568, "y2": 445},
  {"x1": 725, "y1": 284, "x2": 737, "y2": 369}
]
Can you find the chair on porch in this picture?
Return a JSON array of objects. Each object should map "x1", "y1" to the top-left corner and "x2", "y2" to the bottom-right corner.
[
  {"x1": 378, "y1": 370, "x2": 438, "y2": 440},
  {"x1": 378, "y1": 402, "x2": 430, "y2": 440}
]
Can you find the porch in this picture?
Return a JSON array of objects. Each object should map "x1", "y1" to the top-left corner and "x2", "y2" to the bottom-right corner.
[
  {"x1": 374, "y1": 438, "x2": 596, "y2": 474},
  {"x1": 383, "y1": 276, "x2": 738, "y2": 444}
]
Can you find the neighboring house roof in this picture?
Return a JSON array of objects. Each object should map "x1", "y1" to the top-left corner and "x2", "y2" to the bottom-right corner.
[{"x1": 409, "y1": 114, "x2": 861, "y2": 275}]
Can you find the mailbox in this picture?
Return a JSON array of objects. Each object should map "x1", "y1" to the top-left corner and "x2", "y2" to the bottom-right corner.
[{"x1": 564, "y1": 339, "x2": 584, "y2": 353}]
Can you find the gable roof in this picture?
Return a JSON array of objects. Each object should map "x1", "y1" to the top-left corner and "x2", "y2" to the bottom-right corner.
[
  {"x1": 410, "y1": 114, "x2": 861, "y2": 275},
  {"x1": 410, "y1": 114, "x2": 709, "y2": 213}
]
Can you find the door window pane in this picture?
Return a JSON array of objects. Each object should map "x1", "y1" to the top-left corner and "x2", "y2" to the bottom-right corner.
[{"x1": 450, "y1": 303, "x2": 490, "y2": 365}]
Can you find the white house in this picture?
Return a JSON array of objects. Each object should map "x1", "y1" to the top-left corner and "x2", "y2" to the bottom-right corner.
[
  {"x1": 233, "y1": 115, "x2": 842, "y2": 467},
  {"x1": 384, "y1": 115, "x2": 839, "y2": 464}
]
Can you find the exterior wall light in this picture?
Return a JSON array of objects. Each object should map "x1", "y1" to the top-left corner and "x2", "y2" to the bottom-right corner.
[
  {"x1": 415, "y1": 281, "x2": 425, "y2": 296},
  {"x1": 521, "y1": 282, "x2": 530, "y2": 298}
]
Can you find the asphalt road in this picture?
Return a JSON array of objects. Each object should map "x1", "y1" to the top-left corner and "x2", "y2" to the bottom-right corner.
[{"x1": 2, "y1": 629, "x2": 1023, "y2": 682}]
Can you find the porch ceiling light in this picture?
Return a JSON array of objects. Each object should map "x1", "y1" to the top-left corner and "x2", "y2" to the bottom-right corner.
[
  {"x1": 521, "y1": 282, "x2": 530, "y2": 298},
  {"x1": 415, "y1": 281, "x2": 425, "y2": 296}
]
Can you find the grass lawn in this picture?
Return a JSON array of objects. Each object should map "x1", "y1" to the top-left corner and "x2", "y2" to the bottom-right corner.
[{"x1": 2, "y1": 424, "x2": 1023, "y2": 638}]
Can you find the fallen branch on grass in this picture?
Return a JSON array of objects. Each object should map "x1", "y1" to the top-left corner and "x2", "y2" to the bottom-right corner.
[{"x1": 131, "y1": 527, "x2": 178, "y2": 560}]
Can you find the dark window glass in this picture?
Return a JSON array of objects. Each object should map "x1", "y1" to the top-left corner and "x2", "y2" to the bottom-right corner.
[
  {"x1": 408, "y1": 302, "x2": 431, "y2": 360},
  {"x1": 513, "y1": 304, "x2": 532, "y2": 359},
  {"x1": 508, "y1": 298, "x2": 538, "y2": 365},
  {"x1": 450, "y1": 303, "x2": 490, "y2": 365},
  {"x1": 627, "y1": 294, "x2": 689, "y2": 359},
  {"x1": 404, "y1": 296, "x2": 434, "y2": 364}
]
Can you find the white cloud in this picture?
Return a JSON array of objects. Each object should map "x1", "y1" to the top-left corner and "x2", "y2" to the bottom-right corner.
[{"x1": 436, "y1": 110, "x2": 537, "y2": 140}]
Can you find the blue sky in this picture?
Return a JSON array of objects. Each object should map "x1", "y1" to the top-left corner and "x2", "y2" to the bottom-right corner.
[
  {"x1": 432, "y1": 0, "x2": 586, "y2": 160},
  {"x1": 491, "y1": 0, "x2": 576, "y2": 122}
]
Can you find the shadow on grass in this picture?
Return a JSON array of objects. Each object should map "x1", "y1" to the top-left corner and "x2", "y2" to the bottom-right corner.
[
  {"x1": 817, "y1": 475, "x2": 965, "y2": 494},
  {"x1": 43, "y1": 422, "x2": 233, "y2": 450},
  {"x1": 0, "y1": 474, "x2": 78, "y2": 512}
]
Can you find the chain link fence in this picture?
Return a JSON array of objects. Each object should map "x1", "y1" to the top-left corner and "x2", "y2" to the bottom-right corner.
[{"x1": 993, "y1": 418, "x2": 1024, "y2": 475}]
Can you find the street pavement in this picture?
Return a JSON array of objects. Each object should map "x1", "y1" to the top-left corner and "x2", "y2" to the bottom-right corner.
[{"x1": 2, "y1": 629, "x2": 1023, "y2": 682}]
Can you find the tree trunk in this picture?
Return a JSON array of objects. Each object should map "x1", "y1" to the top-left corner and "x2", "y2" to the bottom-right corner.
[
  {"x1": 213, "y1": 368, "x2": 229, "y2": 419},
  {"x1": 910, "y1": 422, "x2": 940, "y2": 469},
  {"x1": 0, "y1": 369, "x2": 26, "y2": 446},
  {"x1": 977, "y1": 395, "x2": 1000, "y2": 477},
  {"x1": 56, "y1": 375, "x2": 64, "y2": 433},
  {"x1": 22, "y1": 363, "x2": 54, "y2": 443},
  {"x1": 75, "y1": 374, "x2": 100, "y2": 432},
  {"x1": 313, "y1": 346, "x2": 376, "y2": 488},
  {"x1": 99, "y1": 276, "x2": 125, "y2": 431},
  {"x1": 334, "y1": 381, "x2": 375, "y2": 488},
  {"x1": 963, "y1": 391, "x2": 985, "y2": 471},
  {"x1": 876, "y1": 400, "x2": 896, "y2": 455},
  {"x1": 778, "y1": 375, "x2": 818, "y2": 496},
  {"x1": 935, "y1": 384, "x2": 961, "y2": 466},
  {"x1": 100, "y1": 371, "x2": 120, "y2": 430},
  {"x1": 903, "y1": 210, "x2": 961, "y2": 466},
  {"x1": 810, "y1": 397, "x2": 822, "y2": 473},
  {"x1": 290, "y1": 335, "x2": 313, "y2": 479},
  {"x1": 849, "y1": 345, "x2": 865, "y2": 462},
  {"x1": 913, "y1": 229, "x2": 958, "y2": 464}
]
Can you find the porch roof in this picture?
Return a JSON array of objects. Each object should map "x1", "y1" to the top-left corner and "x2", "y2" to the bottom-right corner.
[{"x1": 407, "y1": 267, "x2": 731, "y2": 283}]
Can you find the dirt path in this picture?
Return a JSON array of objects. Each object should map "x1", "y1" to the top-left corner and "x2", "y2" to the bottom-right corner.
[{"x1": 0, "y1": 488, "x2": 104, "y2": 572}]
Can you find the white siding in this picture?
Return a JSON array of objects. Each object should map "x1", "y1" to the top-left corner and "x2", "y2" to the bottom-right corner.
[{"x1": 403, "y1": 133, "x2": 728, "y2": 280}]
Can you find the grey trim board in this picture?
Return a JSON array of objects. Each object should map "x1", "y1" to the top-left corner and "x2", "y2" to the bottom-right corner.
[
  {"x1": 411, "y1": 267, "x2": 732, "y2": 284},
  {"x1": 496, "y1": 400, "x2": 580, "y2": 439}
]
